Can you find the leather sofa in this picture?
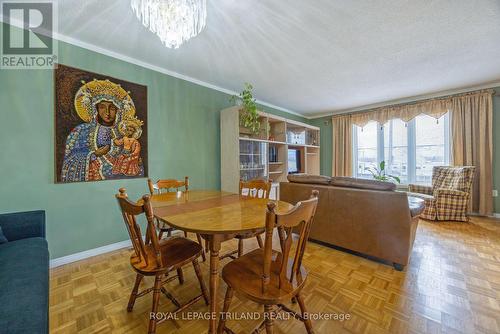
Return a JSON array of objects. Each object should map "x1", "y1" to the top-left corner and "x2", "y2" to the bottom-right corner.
[
  {"x1": 0, "y1": 211, "x2": 49, "y2": 333},
  {"x1": 280, "y1": 175, "x2": 425, "y2": 270}
]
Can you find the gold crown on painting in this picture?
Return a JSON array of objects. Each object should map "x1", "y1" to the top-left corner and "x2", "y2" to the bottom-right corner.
[
  {"x1": 74, "y1": 79, "x2": 136, "y2": 123},
  {"x1": 118, "y1": 115, "x2": 144, "y2": 139}
]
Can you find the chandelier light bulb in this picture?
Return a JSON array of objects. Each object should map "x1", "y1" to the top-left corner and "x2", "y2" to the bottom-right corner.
[{"x1": 131, "y1": 0, "x2": 207, "y2": 49}]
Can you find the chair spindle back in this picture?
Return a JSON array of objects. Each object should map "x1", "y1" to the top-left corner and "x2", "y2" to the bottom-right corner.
[
  {"x1": 262, "y1": 190, "x2": 319, "y2": 293},
  {"x1": 239, "y1": 179, "x2": 272, "y2": 199},
  {"x1": 148, "y1": 177, "x2": 189, "y2": 195},
  {"x1": 116, "y1": 188, "x2": 162, "y2": 268}
]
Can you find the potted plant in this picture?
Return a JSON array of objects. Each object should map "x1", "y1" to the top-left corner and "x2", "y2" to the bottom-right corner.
[
  {"x1": 267, "y1": 121, "x2": 274, "y2": 141},
  {"x1": 231, "y1": 83, "x2": 260, "y2": 135},
  {"x1": 365, "y1": 161, "x2": 401, "y2": 184}
]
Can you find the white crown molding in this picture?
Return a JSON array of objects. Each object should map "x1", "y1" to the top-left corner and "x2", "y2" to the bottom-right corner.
[
  {"x1": 308, "y1": 81, "x2": 500, "y2": 119},
  {"x1": 1, "y1": 18, "x2": 303, "y2": 118},
  {"x1": 50, "y1": 238, "x2": 132, "y2": 268}
]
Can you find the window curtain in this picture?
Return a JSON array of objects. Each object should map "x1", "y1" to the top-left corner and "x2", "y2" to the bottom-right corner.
[
  {"x1": 332, "y1": 115, "x2": 352, "y2": 176},
  {"x1": 331, "y1": 89, "x2": 494, "y2": 215},
  {"x1": 450, "y1": 90, "x2": 494, "y2": 216},
  {"x1": 350, "y1": 99, "x2": 449, "y2": 127}
]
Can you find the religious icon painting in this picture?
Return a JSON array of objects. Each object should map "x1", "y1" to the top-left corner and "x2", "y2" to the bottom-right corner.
[{"x1": 54, "y1": 64, "x2": 148, "y2": 183}]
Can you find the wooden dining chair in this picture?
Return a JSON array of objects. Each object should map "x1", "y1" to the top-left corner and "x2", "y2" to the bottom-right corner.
[
  {"x1": 148, "y1": 177, "x2": 206, "y2": 262},
  {"x1": 116, "y1": 188, "x2": 209, "y2": 334},
  {"x1": 217, "y1": 190, "x2": 319, "y2": 334},
  {"x1": 219, "y1": 179, "x2": 272, "y2": 260}
]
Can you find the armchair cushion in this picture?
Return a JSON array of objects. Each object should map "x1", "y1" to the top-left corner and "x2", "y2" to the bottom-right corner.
[{"x1": 434, "y1": 188, "x2": 470, "y2": 222}]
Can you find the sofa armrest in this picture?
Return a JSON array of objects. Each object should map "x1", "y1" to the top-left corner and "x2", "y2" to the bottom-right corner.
[
  {"x1": 0, "y1": 210, "x2": 46, "y2": 241},
  {"x1": 407, "y1": 196, "x2": 425, "y2": 218},
  {"x1": 408, "y1": 184, "x2": 433, "y2": 195}
]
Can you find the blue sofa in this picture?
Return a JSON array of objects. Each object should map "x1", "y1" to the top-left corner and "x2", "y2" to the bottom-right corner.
[{"x1": 0, "y1": 211, "x2": 49, "y2": 334}]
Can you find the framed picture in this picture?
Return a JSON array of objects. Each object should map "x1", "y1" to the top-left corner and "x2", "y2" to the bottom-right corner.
[{"x1": 54, "y1": 64, "x2": 148, "y2": 183}]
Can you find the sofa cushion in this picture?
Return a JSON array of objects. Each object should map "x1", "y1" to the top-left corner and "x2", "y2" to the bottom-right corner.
[
  {"x1": 0, "y1": 237, "x2": 49, "y2": 334},
  {"x1": 331, "y1": 177, "x2": 397, "y2": 191},
  {"x1": 287, "y1": 174, "x2": 331, "y2": 185},
  {"x1": 408, "y1": 196, "x2": 425, "y2": 217}
]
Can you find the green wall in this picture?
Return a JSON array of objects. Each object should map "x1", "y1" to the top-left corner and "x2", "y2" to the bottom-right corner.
[
  {"x1": 0, "y1": 24, "x2": 306, "y2": 259},
  {"x1": 308, "y1": 117, "x2": 332, "y2": 177},
  {"x1": 310, "y1": 87, "x2": 500, "y2": 212}
]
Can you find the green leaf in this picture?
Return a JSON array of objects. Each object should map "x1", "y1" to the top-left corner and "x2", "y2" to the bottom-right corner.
[
  {"x1": 236, "y1": 83, "x2": 260, "y2": 134},
  {"x1": 365, "y1": 168, "x2": 378, "y2": 178}
]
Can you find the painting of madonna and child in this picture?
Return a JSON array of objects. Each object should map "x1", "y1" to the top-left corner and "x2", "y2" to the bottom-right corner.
[{"x1": 55, "y1": 64, "x2": 148, "y2": 183}]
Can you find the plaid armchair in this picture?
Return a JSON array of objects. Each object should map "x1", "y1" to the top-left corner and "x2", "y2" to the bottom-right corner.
[{"x1": 408, "y1": 166, "x2": 475, "y2": 222}]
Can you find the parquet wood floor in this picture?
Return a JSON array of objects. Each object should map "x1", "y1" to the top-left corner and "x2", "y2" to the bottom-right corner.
[{"x1": 49, "y1": 218, "x2": 500, "y2": 334}]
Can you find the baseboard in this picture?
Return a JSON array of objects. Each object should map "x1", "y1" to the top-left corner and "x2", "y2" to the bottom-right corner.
[
  {"x1": 491, "y1": 213, "x2": 500, "y2": 219},
  {"x1": 50, "y1": 239, "x2": 132, "y2": 268}
]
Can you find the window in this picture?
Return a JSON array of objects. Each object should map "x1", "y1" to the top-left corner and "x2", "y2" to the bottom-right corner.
[
  {"x1": 415, "y1": 114, "x2": 450, "y2": 184},
  {"x1": 353, "y1": 113, "x2": 449, "y2": 185},
  {"x1": 354, "y1": 122, "x2": 378, "y2": 178},
  {"x1": 384, "y1": 119, "x2": 408, "y2": 184}
]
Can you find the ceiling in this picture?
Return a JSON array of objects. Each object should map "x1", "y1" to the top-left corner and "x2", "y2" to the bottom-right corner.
[{"x1": 54, "y1": 0, "x2": 500, "y2": 117}]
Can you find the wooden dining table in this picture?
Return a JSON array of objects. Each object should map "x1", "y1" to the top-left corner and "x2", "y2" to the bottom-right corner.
[{"x1": 150, "y1": 190, "x2": 294, "y2": 333}]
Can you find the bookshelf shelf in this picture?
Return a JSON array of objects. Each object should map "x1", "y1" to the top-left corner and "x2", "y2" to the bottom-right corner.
[{"x1": 221, "y1": 106, "x2": 320, "y2": 200}]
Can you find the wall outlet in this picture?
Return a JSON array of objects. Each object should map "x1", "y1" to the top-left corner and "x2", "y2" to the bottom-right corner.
[{"x1": 493, "y1": 190, "x2": 498, "y2": 197}]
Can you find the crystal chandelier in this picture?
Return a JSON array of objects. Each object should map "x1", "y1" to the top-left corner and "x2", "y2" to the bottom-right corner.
[{"x1": 131, "y1": 0, "x2": 207, "y2": 49}]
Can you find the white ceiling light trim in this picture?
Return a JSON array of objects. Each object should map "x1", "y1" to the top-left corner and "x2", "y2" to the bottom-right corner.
[{"x1": 131, "y1": 0, "x2": 207, "y2": 49}]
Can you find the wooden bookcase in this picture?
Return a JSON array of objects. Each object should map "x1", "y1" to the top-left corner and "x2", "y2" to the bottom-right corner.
[{"x1": 220, "y1": 106, "x2": 320, "y2": 199}]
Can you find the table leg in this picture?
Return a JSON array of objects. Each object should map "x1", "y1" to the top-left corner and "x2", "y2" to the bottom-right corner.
[{"x1": 208, "y1": 235, "x2": 221, "y2": 334}]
